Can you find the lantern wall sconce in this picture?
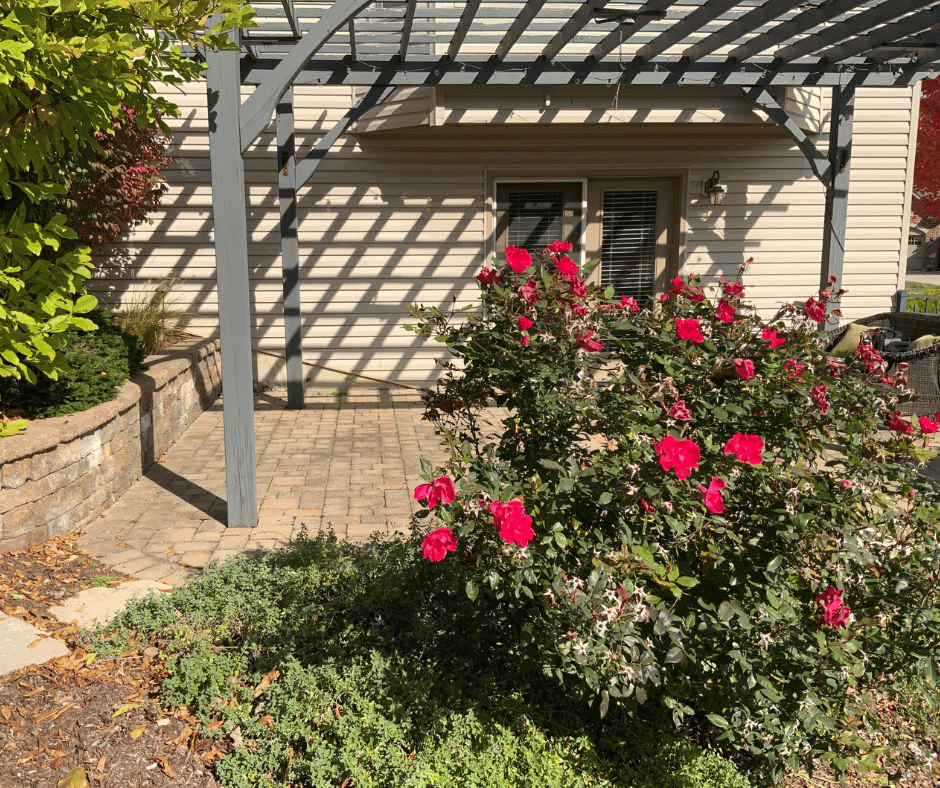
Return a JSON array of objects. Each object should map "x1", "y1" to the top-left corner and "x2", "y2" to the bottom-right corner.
[{"x1": 702, "y1": 170, "x2": 726, "y2": 206}]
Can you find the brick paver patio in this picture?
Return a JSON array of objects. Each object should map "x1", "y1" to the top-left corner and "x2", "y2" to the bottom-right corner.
[{"x1": 78, "y1": 389, "x2": 443, "y2": 586}]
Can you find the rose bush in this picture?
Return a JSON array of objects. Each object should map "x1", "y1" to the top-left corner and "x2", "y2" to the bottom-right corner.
[{"x1": 405, "y1": 245, "x2": 940, "y2": 783}]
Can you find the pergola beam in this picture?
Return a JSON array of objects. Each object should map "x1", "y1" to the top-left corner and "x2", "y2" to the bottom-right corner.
[
  {"x1": 632, "y1": 0, "x2": 741, "y2": 66},
  {"x1": 680, "y1": 0, "x2": 805, "y2": 64},
  {"x1": 399, "y1": 0, "x2": 417, "y2": 62},
  {"x1": 813, "y1": 4, "x2": 940, "y2": 65},
  {"x1": 494, "y1": 0, "x2": 550, "y2": 63},
  {"x1": 774, "y1": 0, "x2": 932, "y2": 64},
  {"x1": 446, "y1": 0, "x2": 483, "y2": 61},
  {"x1": 727, "y1": 0, "x2": 870, "y2": 64},
  {"x1": 588, "y1": 0, "x2": 673, "y2": 64},
  {"x1": 540, "y1": 0, "x2": 612, "y2": 63}
]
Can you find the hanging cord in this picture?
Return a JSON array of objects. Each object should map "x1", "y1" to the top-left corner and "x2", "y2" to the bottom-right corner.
[{"x1": 252, "y1": 347, "x2": 423, "y2": 391}]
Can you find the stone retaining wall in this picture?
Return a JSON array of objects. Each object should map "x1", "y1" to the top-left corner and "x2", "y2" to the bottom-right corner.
[{"x1": 0, "y1": 338, "x2": 222, "y2": 552}]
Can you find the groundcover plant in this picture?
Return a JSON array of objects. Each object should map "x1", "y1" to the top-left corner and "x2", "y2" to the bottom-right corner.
[{"x1": 406, "y1": 244, "x2": 940, "y2": 782}]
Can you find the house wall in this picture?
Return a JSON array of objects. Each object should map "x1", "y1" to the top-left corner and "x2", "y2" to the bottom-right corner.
[{"x1": 88, "y1": 83, "x2": 918, "y2": 390}]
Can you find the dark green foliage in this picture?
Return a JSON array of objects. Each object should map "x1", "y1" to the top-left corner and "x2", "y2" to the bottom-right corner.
[
  {"x1": 93, "y1": 534, "x2": 751, "y2": 788},
  {"x1": 0, "y1": 305, "x2": 144, "y2": 418}
]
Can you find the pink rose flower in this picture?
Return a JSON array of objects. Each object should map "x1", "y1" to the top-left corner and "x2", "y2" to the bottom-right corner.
[
  {"x1": 887, "y1": 411, "x2": 912, "y2": 434},
  {"x1": 505, "y1": 245, "x2": 533, "y2": 273},
  {"x1": 518, "y1": 278, "x2": 539, "y2": 304},
  {"x1": 733, "y1": 358, "x2": 755, "y2": 381},
  {"x1": 568, "y1": 277, "x2": 588, "y2": 299},
  {"x1": 660, "y1": 294, "x2": 669, "y2": 302},
  {"x1": 723, "y1": 280, "x2": 745, "y2": 298},
  {"x1": 715, "y1": 299, "x2": 736, "y2": 325},
  {"x1": 475, "y1": 267, "x2": 497, "y2": 286},
  {"x1": 696, "y1": 476, "x2": 726, "y2": 514},
  {"x1": 490, "y1": 500, "x2": 534, "y2": 547},
  {"x1": 665, "y1": 400, "x2": 692, "y2": 421},
  {"x1": 816, "y1": 585, "x2": 851, "y2": 629},
  {"x1": 421, "y1": 526, "x2": 458, "y2": 562},
  {"x1": 554, "y1": 255, "x2": 579, "y2": 278},
  {"x1": 826, "y1": 358, "x2": 845, "y2": 376},
  {"x1": 804, "y1": 296, "x2": 827, "y2": 323},
  {"x1": 675, "y1": 318, "x2": 704, "y2": 343},
  {"x1": 572, "y1": 304, "x2": 589, "y2": 317},
  {"x1": 784, "y1": 359, "x2": 804, "y2": 382},
  {"x1": 810, "y1": 384, "x2": 829, "y2": 415},
  {"x1": 640, "y1": 499, "x2": 656, "y2": 514},
  {"x1": 618, "y1": 295, "x2": 640, "y2": 312},
  {"x1": 413, "y1": 475, "x2": 457, "y2": 509},
  {"x1": 723, "y1": 432, "x2": 764, "y2": 465},
  {"x1": 762, "y1": 327, "x2": 786, "y2": 349},
  {"x1": 548, "y1": 240, "x2": 572, "y2": 252},
  {"x1": 921, "y1": 415, "x2": 940, "y2": 434},
  {"x1": 518, "y1": 316, "x2": 533, "y2": 331},
  {"x1": 521, "y1": 334, "x2": 530, "y2": 348},
  {"x1": 856, "y1": 343, "x2": 884, "y2": 372},
  {"x1": 577, "y1": 330, "x2": 604, "y2": 352},
  {"x1": 654, "y1": 434, "x2": 701, "y2": 480}
]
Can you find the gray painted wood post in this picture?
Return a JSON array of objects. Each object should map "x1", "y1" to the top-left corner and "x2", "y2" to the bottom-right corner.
[
  {"x1": 206, "y1": 40, "x2": 259, "y2": 528},
  {"x1": 821, "y1": 84, "x2": 855, "y2": 323},
  {"x1": 276, "y1": 89, "x2": 305, "y2": 409}
]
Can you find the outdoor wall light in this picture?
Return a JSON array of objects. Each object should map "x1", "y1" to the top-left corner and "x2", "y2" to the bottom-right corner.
[{"x1": 702, "y1": 170, "x2": 726, "y2": 206}]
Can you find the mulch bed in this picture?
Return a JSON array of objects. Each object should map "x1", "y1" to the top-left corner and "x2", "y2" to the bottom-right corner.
[
  {"x1": 0, "y1": 533, "x2": 227, "y2": 788},
  {"x1": 1, "y1": 531, "x2": 938, "y2": 787}
]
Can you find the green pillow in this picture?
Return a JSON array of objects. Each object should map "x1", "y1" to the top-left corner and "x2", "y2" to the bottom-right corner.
[
  {"x1": 907, "y1": 334, "x2": 940, "y2": 353},
  {"x1": 830, "y1": 323, "x2": 872, "y2": 358}
]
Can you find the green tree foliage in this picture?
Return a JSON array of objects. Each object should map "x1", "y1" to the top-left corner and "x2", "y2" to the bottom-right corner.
[{"x1": 0, "y1": 0, "x2": 254, "y2": 385}]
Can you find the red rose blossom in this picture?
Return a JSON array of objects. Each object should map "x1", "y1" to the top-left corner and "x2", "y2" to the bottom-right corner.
[
  {"x1": 475, "y1": 266, "x2": 498, "y2": 286},
  {"x1": 696, "y1": 476, "x2": 726, "y2": 514},
  {"x1": 505, "y1": 245, "x2": 533, "y2": 273},
  {"x1": 490, "y1": 500, "x2": 534, "y2": 547},
  {"x1": 762, "y1": 327, "x2": 786, "y2": 349},
  {"x1": 666, "y1": 400, "x2": 692, "y2": 421},
  {"x1": 619, "y1": 295, "x2": 640, "y2": 312},
  {"x1": 887, "y1": 411, "x2": 912, "y2": 434},
  {"x1": 675, "y1": 318, "x2": 704, "y2": 343},
  {"x1": 421, "y1": 526, "x2": 458, "y2": 562},
  {"x1": 811, "y1": 384, "x2": 829, "y2": 415},
  {"x1": 518, "y1": 279, "x2": 539, "y2": 304},
  {"x1": 548, "y1": 240, "x2": 572, "y2": 252},
  {"x1": 518, "y1": 316, "x2": 533, "y2": 331},
  {"x1": 554, "y1": 255, "x2": 579, "y2": 278},
  {"x1": 817, "y1": 585, "x2": 851, "y2": 629},
  {"x1": 723, "y1": 280, "x2": 745, "y2": 298},
  {"x1": 654, "y1": 434, "x2": 701, "y2": 480},
  {"x1": 784, "y1": 359, "x2": 804, "y2": 382},
  {"x1": 413, "y1": 475, "x2": 457, "y2": 509},
  {"x1": 733, "y1": 358, "x2": 755, "y2": 381},
  {"x1": 804, "y1": 296, "x2": 827, "y2": 323},
  {"x1": 715, "y1": 299, "x2": 736, "y2": 325},
  {"x1": 577, "y1": 329, "x2": 604, "y2": 352},
  {"x1": 920, "y1": 415, "x2": 940, "y2": 434},
  {"x1": 723, "y1": 432, "x2": 764, "y2": 465}
]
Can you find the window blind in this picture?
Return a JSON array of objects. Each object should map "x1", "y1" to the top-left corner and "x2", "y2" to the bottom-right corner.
[{"x1": 600, "y1": 191, "x2": 658, "y2": 301}]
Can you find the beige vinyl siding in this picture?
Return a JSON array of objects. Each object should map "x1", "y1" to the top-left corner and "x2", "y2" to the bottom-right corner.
[
  {"x1": 89, "y1": 83, "x2": 917, "y2": 388},
  {"x1": 784, "y1": 88, "x2": 824, "y2": 134}
]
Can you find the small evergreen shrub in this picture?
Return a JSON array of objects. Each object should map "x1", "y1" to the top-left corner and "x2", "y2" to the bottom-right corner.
[
  {"x1": 405, "y1": 244, "x2": 940, "y2": 783},
  {"x1": 0, "y1": 305, "x2": 145, "y2": 418}
]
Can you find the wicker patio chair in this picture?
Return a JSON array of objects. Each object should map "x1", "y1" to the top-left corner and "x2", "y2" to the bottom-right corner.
[{"x1": 826, "y1": 312, "x2": 940, "y2": 416}]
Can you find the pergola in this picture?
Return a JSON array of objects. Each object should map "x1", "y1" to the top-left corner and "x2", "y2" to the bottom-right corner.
[{"x1": 205, "y1": 0, "x2": 940, "y2": 527}]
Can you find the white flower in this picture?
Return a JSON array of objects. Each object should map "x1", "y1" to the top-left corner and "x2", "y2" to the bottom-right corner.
[
  {"x1": 595, "y1": 619, "x2": 609, "y2": 635},
  {"x1": 757, "y1": 632, "x2": 773, "y2": 649},
  {"x1": 603, "y1": 588, "x2": 620, "y2": 604},
  {"x1": 618, "y1": 663, "x2": 636, "y2": 680},
  {"x1": 633, "y1": 603, "x2": 650, "y2": 622},
  {"x1": 602, "y1": 605, "x2": 620, "y2": 620},
  {"x1": 632, "y1": 585, "x2": 647, "y2": 603},
  {"x1": 543, "y1": 588, "x2": 555, "y2": 602},
  {"x1": 573, "y1": 640, "x2": 589, "y2": 656},
  {"x1": 603, "y1": 649, "x2": 619, "y2": 662},
  {"x1": 566, "y1": 577, "x2": 585, "y2": 592}
]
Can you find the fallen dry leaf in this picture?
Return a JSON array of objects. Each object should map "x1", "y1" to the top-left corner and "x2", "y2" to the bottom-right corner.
[
  {"x1": 253, "y1": 666, "x2": 280, "y2": 698},
  {"x1": 129, "y1": 722, "x2": 148, "y2": 740},
  {"x1": 57, "y1": 766, "x2": 89, "y2": 788}
]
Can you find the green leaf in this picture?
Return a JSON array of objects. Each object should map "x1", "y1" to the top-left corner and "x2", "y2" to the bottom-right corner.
[
  {"x1": 705, "y1": 713, "x2": 729, "y2": 728},
  {"x1": 465, "y1": 580, "x2": 479, "y2": 601}
]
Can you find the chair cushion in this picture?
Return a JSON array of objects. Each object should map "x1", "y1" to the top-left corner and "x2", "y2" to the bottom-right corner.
[
  {"x1": 830, "y1": 324, "x2": 873, "y2": 358},
  {"x1": 907, "y1": 334, "x2": 940, "y2": 353}
]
